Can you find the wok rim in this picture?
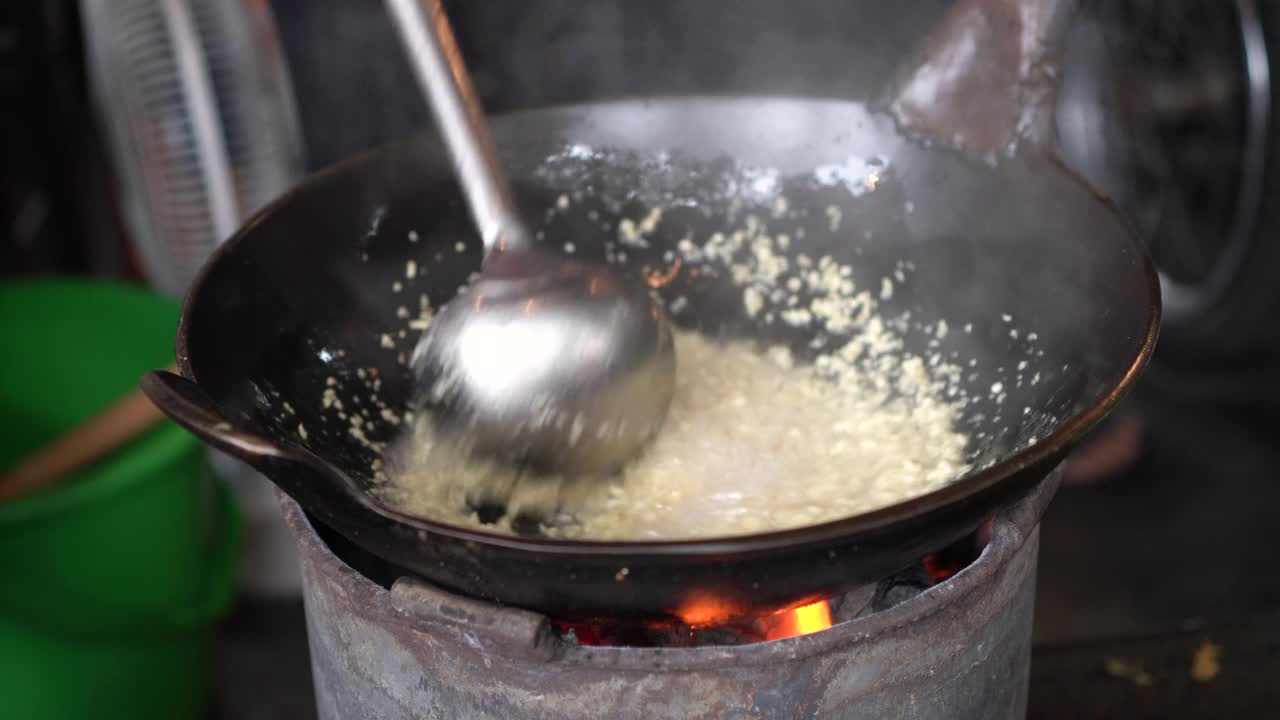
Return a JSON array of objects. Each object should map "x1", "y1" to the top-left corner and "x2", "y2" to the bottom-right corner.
[{"x1": 175, "y1": 95, "x2": 1162, "y2": 558}]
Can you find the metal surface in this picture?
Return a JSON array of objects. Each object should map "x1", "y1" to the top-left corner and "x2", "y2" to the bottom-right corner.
[
  {"x1": 158, "y1": 0, "x2": 238, "y2": 244},
  {"x1": 386, "y1": 0, "x2": 676, "y2": 480},
  {"x1": 286, "y1": 469, "x2": 1057, "y2": 720},
  {"x1": 142, "y1": 92, "x2": 1157, "y2": 619},
  {"x1": 384, "y1": 0, "x2": 521, "y2": 250},
  {"x1": 886, "y1": 0, "x2": 1081, "y2": 158},
  {"x1": 142, "y1": 0, "x2": 1159, "y2": 619}
]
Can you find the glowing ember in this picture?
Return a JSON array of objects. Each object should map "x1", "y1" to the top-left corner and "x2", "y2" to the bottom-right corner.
[
  {"x1": 551, "y1": 523, "x2": 986, "y2": 648},
  {"x1": 673, "y1": 593, "x2": 833, "y2": 641},
  {"x1": 555, "y1": 598, "x2": 835, "y2": 647},
  {"x1": 923, "y1": 554, "x2": 958, "y2": 583},
  {"x1": 761, "y1": 600, "x2": 834, "y2": 640},
  {"x1": 675, "y1": 593, "x2": 750, "y2": 627}
]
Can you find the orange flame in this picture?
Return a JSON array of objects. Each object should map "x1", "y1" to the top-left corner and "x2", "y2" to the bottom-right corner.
[
  {"x1": 676, "y1": 594, "x2": 834, "y2": 641},
  {"x1": 645, "y1": 258, "x2": 683, "y2": 288},
  {"x1": 675, "y1": 593, "x2": 747, "y2": 626},
  {"x1": 761, "y1": 601, "x2": 834, "y2": 641}
]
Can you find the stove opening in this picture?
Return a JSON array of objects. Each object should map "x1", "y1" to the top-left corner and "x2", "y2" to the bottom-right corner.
[
  {"x1": 307, "y1": 511, "x2": 989, "y2": 650},
  {"x1": 553, "y1": 524, "x2": 987, "y2": 648}
]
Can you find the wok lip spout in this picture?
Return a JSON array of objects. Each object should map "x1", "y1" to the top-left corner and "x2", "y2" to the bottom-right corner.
[
  {"x1": 165, "y1": 97, "x2": 1163, "y2": 561},
  {"x1": 141, "y1": 368, "x2": 408, "y2": 527}
]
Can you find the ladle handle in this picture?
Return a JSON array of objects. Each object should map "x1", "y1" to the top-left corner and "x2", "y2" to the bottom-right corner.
[{"x1": 385, "y1": 0, "x2": 528, "y2": 253}]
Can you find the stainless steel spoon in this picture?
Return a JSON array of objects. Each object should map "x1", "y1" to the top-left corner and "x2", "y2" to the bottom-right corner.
[{"x1": 385, "y1": 0, "x2": 676, "y2": 480}]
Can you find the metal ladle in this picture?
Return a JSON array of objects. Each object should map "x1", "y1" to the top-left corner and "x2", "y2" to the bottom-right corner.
[{"x1": 384, "y1": 0, "x2": 676, "y2": 485}]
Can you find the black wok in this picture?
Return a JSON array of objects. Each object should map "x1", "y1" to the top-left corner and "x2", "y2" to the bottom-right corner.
[{"x1": 143, "y1": 1, "x2": 1160, "y2": 621}]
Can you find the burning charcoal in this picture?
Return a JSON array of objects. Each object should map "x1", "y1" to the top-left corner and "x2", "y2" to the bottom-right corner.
[
  {"x1": 830, "y1": 582, "x2": 878, "y2": 623},
  {"x1": 693, "y1": 625, "x2": 763, "y2": 647},
  {"x1": 871, "y1": 565, "x2": 934, "y2": 612}
]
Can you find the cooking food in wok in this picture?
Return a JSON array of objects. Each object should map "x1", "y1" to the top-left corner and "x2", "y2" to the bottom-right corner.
[
  {"x1": 144, "y1": 97, "x2": 1159, "y2": 619},
  {"x1": 389, "y1": 324, "x2": 970, "y2": 541}
]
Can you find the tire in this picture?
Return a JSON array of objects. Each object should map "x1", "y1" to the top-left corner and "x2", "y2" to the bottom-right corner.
[{"x1": 1058, "y1": 0, "x2": 1280, "y2": 374}]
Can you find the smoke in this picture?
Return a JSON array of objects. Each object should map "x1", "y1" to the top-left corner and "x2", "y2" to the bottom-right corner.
[{"x1": 269, "y1": 0, "x2": 950, "y2": 169}]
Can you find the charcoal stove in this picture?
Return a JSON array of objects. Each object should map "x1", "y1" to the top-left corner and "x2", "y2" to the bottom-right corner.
[{"x1": 282, "y1": 469, "x2": 1060, "y2": 720}]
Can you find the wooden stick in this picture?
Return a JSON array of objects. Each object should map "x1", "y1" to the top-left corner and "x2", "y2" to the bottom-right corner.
[{"x1": 0, "y1": 366, "x2": 175, "y2": 503}]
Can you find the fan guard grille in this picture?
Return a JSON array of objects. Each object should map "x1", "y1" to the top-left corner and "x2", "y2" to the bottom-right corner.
[{"x1": 81, "y1": 0, "x2": 303, "y2": 296}]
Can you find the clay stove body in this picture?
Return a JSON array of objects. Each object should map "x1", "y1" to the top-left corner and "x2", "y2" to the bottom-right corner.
[{"x1": 283, "y1": 471, "x2": 1058, "y2": 720}]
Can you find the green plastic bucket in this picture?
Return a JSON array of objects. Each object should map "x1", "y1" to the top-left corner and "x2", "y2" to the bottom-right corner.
[{"x1": 0, "y1": 278, "x2": 241, "y2": 720}]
